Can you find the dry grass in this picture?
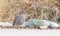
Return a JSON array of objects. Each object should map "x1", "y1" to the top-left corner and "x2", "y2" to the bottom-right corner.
[{"x1": 0, "y1": 0, "x2": 60, "y2": 24}]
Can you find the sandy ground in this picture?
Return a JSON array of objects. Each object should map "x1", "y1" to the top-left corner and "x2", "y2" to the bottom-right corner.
[{"x1": 0, "y1": 29, "x2": 60, "y2": 36}]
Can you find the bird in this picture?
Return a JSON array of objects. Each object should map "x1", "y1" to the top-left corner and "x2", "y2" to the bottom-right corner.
[{"x1": 13, "y1": 11, "x2": 26, "y2": 28}]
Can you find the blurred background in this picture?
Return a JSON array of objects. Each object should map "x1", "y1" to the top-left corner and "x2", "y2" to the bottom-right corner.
[{"x1": 0, "y1": 0, "x2": 60, "y2": 24}]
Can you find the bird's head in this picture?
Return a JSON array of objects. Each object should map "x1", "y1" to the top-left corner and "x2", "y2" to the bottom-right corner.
[{"x1": 19, "y1": 10, "x2": 25, "y2": 14}]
